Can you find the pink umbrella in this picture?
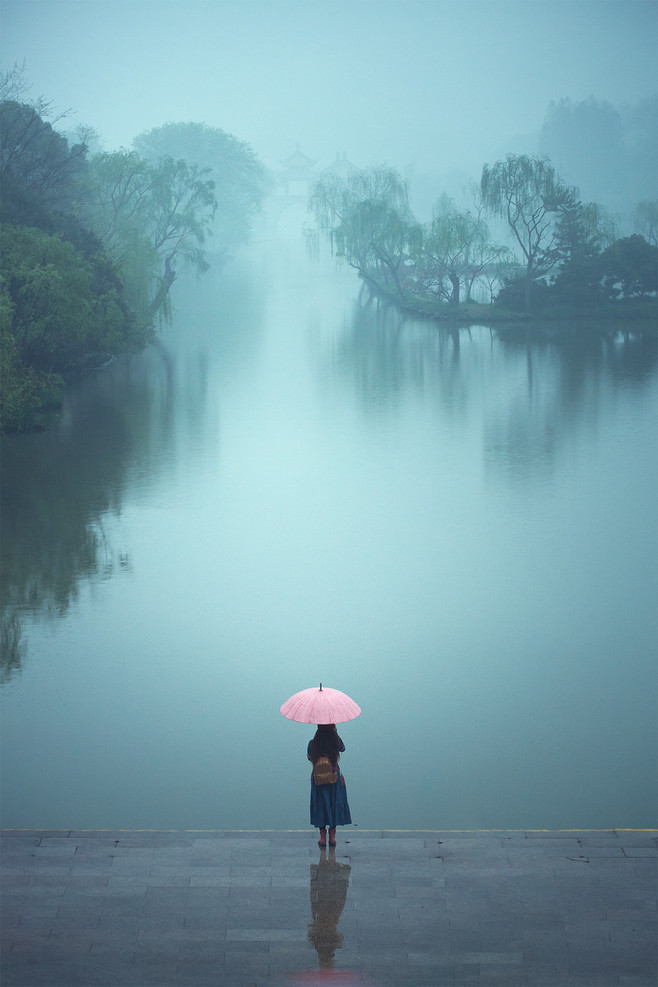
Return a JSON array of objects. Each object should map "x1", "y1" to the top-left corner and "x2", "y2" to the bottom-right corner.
[{"x1": 280, "y1": 683, "x2": 361, "y2": 724}]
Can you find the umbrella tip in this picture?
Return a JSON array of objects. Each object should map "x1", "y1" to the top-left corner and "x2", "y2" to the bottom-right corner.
[{"x1": 320, "y1": 682, "x2": 323, "y2": 691}]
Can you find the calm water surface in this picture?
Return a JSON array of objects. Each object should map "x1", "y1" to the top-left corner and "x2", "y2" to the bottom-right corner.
[{"x1": 1, "y1": 229, "x2": 656, "y2": 831}]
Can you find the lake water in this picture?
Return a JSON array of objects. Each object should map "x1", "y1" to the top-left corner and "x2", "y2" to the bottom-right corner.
[{"x1": 1, "y1": 221, "x2": 657, "y2": 832}]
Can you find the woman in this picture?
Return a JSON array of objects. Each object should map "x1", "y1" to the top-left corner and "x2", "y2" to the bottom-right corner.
[{"x1": 307, "y1": 723, "x2": 352, "y2": 847}]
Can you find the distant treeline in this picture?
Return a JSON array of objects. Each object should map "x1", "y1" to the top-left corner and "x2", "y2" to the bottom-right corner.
[
  {"x1": 2, "y1": 66, "x2": 656, "y2": 434},
  {"x1": 307, "y1": 158, "x2": 658, "y2": 325},
  {"x1": 0, "y1": 68, "x2": 268, "y2": 433}
]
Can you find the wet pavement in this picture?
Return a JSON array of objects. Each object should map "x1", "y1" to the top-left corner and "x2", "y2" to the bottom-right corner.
[{"x1": 1, "y1": 829, "x2": 656, "y2": 986}]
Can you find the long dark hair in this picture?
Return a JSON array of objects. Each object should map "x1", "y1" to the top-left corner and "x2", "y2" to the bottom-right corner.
[{"x1": 309, "y1": 724, "x2": 342, "y2": 766}]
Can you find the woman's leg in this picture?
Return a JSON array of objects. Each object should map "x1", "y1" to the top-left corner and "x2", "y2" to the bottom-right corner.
[
  {"x1": 318, "y1": 828, "x2": 326, "y2": 847},
  {"x1": 328, "y1": 827, "x2": 336, "y2": 846}
]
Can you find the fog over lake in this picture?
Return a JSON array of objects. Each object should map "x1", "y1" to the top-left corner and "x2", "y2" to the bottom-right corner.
[
  {"x1": 2, "y1": 229, "x2": 656, "y2": 830},
  {"x1": 3, "y1": 0, "x2": 656, "y2": 203},
  {"x1": 1, "y1": 1, "x2": 656, "y2": 831}
]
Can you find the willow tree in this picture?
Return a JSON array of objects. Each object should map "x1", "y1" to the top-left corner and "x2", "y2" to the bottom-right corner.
[
  {"x1": 414, "y1": 195, "x2": 498, "y2": 308},
  {"x1": 145, "y1": 156, "x2": 217, "y2": 316},
  {"x1": 634, "y1": 200, "x2": 658, "y2": 246},
  {"x1": 133, "y1": 122, "x2": 268, "y2": 255},
  {"x1": 83, "y1": 151, "x2": 216, "y2": 324},
  {"x1": 480, "y1": 154, "x2": 575, "y2": 312},
  {"x1": 308, "y1": 165, "x2": 418, "y2": 302}
]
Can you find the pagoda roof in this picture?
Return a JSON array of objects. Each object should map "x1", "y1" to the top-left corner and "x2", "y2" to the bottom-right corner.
[
  {"x1": 281, "y1": 145, "x2": 317, "y2": 169},
  {"x1": 324, "y1": 151, "x2": 357, "y2": 176}
]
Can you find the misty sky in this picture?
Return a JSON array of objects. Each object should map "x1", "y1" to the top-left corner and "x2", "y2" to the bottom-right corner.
[{"x1": 2, "y1": 0, "x2": 657, "y2": 182}]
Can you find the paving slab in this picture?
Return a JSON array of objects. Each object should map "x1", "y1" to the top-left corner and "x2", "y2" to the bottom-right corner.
[{"x1": 1, "y1": 830, "x2": 656, "y2": 987}]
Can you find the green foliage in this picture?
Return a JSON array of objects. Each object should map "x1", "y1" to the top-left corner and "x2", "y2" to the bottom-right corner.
[
  {"x1": 600, "y1": 235, "x2": 658, "y2": 300},
  {"x1": 0, "y1": 99, "x2": 102, "y2": 260},
  {"x1": 0, "y1": 288, "x2": 64, "y2": 433},
  {"x1": 80, "y1": 151, "x2": 161, "y2": 324},
  {"x1": 133, "y1": 122, "x2": 268, "y2": 253},
  {"x1": 634, "y1": 201, "x2": 658, "y2": 246},
  {"x1": 0, "y1": 97, "x2": 149, "y2": 431},
  {"x1": 498, "y1": 233, "x2": 658, "y2": 314},
  {"x1": 310, "y1": 166, "x2": 410, "y2": 239},
  {"x1": 543, "y1": 200, "x2": 616, "y2": 310},
  {"x1": 481, "y1": 154, "x2": 579, "y2": 312},
  {"x1": 309, "y1": 172, "x2": 517, "y2": 315},
  {"x1": 0, "y1": 224, "x2": 138, "y2": 432},
  {"x1": 554, "y1": 199, "x2": 614, "y2": 265},
  {"x1": 494, "y1": 274, "x2": 551, "y2": 313},
  {"x1": 0, "y1": 100, "x2": 89, "y2": 222},
  {"x1": 308, "y1": 166, "x2": 418, "y2": 301},
  {"x1": 414, "y1": 195, "x2": 501, "y2": 307},
  {"x1": 83, "y1": 149, "x2": 216, "y2": 323},
  {"x1": 308, "y1": 156, "x2": 656, "y2": 327},
  {"x1": 0, "y1": 88, "x2": 263, "y2": 432},
  {"x1": 148, "y1": 156, "x2": 216, "y2": 266},
  {"x1": 1, "y1": 225, "x2": 129, "y2": 373}
]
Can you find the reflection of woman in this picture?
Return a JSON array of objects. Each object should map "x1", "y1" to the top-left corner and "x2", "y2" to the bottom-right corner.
[
  {"x1": 307, "y1": 854, "x2": 351, "y2": 969},
  {"x1": 307, "y1": 724, "x2": 352, "y2": 847}
]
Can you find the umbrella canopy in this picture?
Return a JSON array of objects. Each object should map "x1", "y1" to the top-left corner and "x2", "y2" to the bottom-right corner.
[{"x1": 280, "y1": 684, "x2": 361, "y2": 725}]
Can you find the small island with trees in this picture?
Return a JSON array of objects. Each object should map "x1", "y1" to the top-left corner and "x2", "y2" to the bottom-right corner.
[
  {"x1": 306, "y1": 158, "x2": 657, "y2": 326},
  {"x1": 1, "y1": 66, "x2": 656, "y2": 434}
]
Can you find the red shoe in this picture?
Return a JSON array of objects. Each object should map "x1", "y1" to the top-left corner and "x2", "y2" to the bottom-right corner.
[
  {"x1": 328, "y1": 828, "x2": 336, "y2": 846},
  {"x1": 318, "y1": 829, "x2": 326, "y2": 848}
]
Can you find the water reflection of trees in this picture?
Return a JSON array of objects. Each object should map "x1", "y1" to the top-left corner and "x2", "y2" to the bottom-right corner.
[
  {"x1": 0, "y1": 342, "x2": 210, "y2": 680},
  {"x1": 488, "y1": 327, "x2": 657, "y2": 476},
  {"x1": 328, "y1": 289, "x2": 465, "y2": 414},
  {"x1": 329, "y1": 293, "x2": 657, "y2": 475},
  {"x1": 1, "y1": 260, "x2": 265, "y2": 682}
]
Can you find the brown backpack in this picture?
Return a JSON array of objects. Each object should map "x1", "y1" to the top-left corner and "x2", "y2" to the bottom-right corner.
[{"x1": 313, "y1": 755, "x2": 337, "y2": 785}]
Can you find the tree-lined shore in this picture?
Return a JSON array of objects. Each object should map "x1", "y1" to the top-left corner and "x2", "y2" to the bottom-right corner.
[
  {"x1": 0, "y1": 69, "x2": 268, "y2": 433},
  {"x1": 307, "y1": 159, "x2": 657, "y2": 326},
  {"x1": 1, "y1": 67, "x2": 655, "y2": 434}
]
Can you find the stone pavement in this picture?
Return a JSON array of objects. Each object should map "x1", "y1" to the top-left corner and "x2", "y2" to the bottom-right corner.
[{"x1": 1, "y1": 829, "x2": 656, "y2": 987}]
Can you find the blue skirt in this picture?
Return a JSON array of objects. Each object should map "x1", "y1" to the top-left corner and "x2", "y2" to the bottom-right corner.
[{"x1": 309, "y1": 767, "x2": 352, "y2": 829}]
